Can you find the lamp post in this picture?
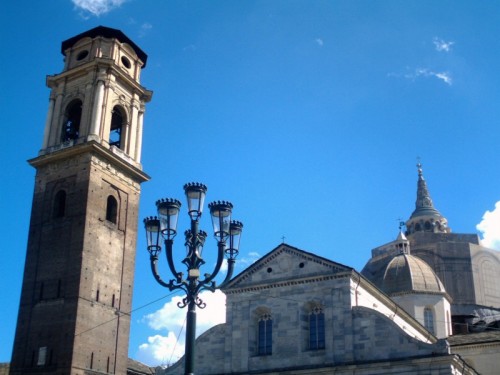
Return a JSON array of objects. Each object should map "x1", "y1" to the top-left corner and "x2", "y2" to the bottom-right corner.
[{"x1": 143, "y1": 182, "x2": 243, "y2": 375}]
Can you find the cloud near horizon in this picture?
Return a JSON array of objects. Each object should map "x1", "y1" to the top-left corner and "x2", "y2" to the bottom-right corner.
[
  {"x1": 136, "y1": 251, "x2": 260, "y2": 366},
  {"x1": 476, "y1": 201, "x2": 500, "y2": 250},
  {"x1": 137, "y1": 290, "x2": 227, "y2": 366},
  {"x1": 72, "y1": 0, "x2": 126, "y2": 16}
]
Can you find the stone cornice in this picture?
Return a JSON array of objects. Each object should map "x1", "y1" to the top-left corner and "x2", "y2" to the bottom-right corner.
[
  {"x1": 450, "y1": 341, "x2": 500, "y2": 350},
  {"x1": 224, "y1": 245, "x2": 351, "y2": 290},
  {"x1": 224, "y1": 272, "x2": 352, "y2": 295},
  {"x1": 389, "y1": 289, "x2": 453, "y2": 302},
  {"x1": 29, "y1": 139, "x2": 150, "y2": 184}
]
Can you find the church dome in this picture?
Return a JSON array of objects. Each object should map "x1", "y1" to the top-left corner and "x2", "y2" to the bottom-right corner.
[{"x1": 381, "y1": 253, "x2": 446, "y2": 296}]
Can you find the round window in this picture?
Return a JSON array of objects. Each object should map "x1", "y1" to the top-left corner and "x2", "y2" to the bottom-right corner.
[
  {"x1": 121, "y1": 56, "x2": 131, "y2": 69},
  {"x1": 76, "y1": 50, "x2": 89, "y2": 61}
]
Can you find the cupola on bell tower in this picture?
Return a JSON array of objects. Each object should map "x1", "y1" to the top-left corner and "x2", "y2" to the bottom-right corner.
[{"x1": 11, "y1": 26, "x2": 152, "y2": 375}]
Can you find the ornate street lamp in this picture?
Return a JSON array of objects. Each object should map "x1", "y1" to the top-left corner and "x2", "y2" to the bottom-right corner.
[{"x1": 144, "y1": 183, "x2": 243, "y2": 375}]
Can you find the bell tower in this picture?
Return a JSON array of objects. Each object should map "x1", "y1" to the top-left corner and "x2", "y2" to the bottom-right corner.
[{"x1": 11, "y1": 26, "x2": 152, "y2": 374}]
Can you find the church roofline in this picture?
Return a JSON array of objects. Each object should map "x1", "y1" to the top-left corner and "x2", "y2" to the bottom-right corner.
[
  {"x1": 223, "y1": 243, "x2": 354, "y2": 290},
  {"x1": 61, "y1": 25, "x2": 148, "y2": 67}
]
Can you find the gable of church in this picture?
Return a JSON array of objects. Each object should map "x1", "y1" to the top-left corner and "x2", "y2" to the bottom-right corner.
[{"x1": 224, "y1": 244, "x2": 353, "y2": 291}]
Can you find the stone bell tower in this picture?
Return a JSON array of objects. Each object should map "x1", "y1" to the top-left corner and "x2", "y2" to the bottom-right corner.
[{"x1": 10, "y1": 26, "x2": 152, "y2": 374}]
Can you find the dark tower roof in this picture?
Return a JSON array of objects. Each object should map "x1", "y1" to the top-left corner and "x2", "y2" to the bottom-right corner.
[
  {"x1": 409, "y1": 163, "x2": 443, "y2": 219},
  {"x1": 405, "y1": 163, "x2": 450, "y2": 235},
  {"x1": 61, "y1": 25, "x2": 148, "y2": 66}
]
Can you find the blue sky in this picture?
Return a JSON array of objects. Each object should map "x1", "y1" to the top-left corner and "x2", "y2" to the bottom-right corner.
[{"x1": 1, "y1": 0, "x2": 499, "y2": 367}]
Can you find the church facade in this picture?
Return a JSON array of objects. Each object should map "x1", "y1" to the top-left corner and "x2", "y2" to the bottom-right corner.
[{"x1": 162, "y1": 244, "x2": 478, "y2": 375}]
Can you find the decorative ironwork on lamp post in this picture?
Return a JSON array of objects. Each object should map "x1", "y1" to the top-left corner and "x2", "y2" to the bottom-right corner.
[{"x1": 143, "y1": 182, "x2": 243, "y2": 375}]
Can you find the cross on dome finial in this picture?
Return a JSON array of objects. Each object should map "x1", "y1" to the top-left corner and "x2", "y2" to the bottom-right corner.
[
  {"x1": 397, "y1": 217, "x2": 405, "y2": 231},
  {"x1": 416, "y1": 157, "x2": 423, "y2": 178}
]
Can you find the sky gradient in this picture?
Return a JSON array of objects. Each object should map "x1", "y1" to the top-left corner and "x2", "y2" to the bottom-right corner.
[{"x1": 1, "y1": 0, "x2": 499, "y2": 367}]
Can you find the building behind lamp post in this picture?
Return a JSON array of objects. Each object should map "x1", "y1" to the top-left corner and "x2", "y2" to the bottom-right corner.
[
  {"x1": 362, "y1": 164, "x2": 500, "y2": 334},
  {"x1": 10, "y1": 26, "x2": 152, "y2": 375}
]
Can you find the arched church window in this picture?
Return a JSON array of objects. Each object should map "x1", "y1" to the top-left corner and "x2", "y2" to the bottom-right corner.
[
  {"x1": 53, "y1": 190, "x2": 66, "y2": 218},
  {"x1": 309, "y1": 306, "x2": 325, "y2": 350},
  {"x1": 482, "y1": 260, "x2": 500, "y2": 298},
  {"x1": 424, "y1": 221, "x2": 431, "y2": 230},
  {"x1": 106, "y1": 196, "x2": 118, "y2": 224},
  {"x1": 110, "y1": 106, "x2": 126, "y2": 149},
  {"x1": 415, "y1": 223, "x2": 422, "y2": 232},
  {"x1": 61, "y1": 100, "x2": 82, "y2": 142},
  {"x1": 258, "y1": 313, "x2": 272, "y2": 355},
  {"x1": 424, "y1": 307, "x2": 435, "y2": 334}
]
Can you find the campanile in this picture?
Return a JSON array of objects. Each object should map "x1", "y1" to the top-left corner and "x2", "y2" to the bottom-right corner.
[{"x1": 10, "y1": 26, "x2": 152, "y2": 374}]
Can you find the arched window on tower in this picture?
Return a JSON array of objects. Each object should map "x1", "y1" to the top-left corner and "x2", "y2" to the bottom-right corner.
[
  {"x1": 110, "y1": 106, "x2": 126, "y2": 149},
  {"x1": 61, "y1": 100, "x2": 82, "y2": 142},
  {"x1": 424, "y1": 307, "x2": 435, "y2": 334},
  {"x1": 53, "y1": 190, "x2": 66, "y2": 218},
  {"x1": 106, "y1": 195, "x2": 118, "y2": 224}
]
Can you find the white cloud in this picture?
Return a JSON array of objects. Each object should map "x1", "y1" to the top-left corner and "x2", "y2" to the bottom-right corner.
[
  {"x1": 139, "y1": 23, "x2": 153, "y2": 37},
  {"x1": 392, "y1": 67, "x2": 452, "y2": 86},
  {"x1": 138, "y1": 333, "x2": 184, "y2": 367},
  {"x1": 136, "y1": 252, "x2": 260, "y2": 365},
  {"x1": 237, "y1": 251, "x2": 261, "y2": 268},
  {"x1": 137, "y1": 290, "x2": 226, "y2": 365},
  {"x1": 476, "y1": 201, "x2": 500, "y2": 250},
  {"x1": 433, "y1": 37, "x2": 454, "y2": 52},
  {"x1": 72, "y1": 0, "x2": 127, "y2": 16},
  {"x1": 434, "y1": 72, "x2": 452, "y2": 85},
  {"x1": 315, "y1": 38, "x2": 324, "y2": 47}
]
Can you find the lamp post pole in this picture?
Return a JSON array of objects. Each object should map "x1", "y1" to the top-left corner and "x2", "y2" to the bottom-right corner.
[{"x1": 144, "y1": 183, "x2": 243, "y2": 375}]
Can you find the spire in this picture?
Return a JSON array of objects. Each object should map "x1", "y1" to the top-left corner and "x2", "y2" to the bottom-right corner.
[
  {"x1": 405, "y1": 163, "x2": 450, "y2": 236},
  {"x1": 412, "y1": 162, "x2": 440, "y2": 216}
]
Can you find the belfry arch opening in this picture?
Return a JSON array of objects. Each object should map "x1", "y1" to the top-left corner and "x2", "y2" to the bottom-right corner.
[
  {"x1": 110, "y1": 106, "x2": 127, "y2": 149},
  {"x1": 106, "y1": 195, "x2": 118, "y2": 224},
  {"x1": 61, "y1": 100, "x2": 82, "y2": 142},
  {"x1": 53, "y1": 190, "x2": 66, "y2": 218}
]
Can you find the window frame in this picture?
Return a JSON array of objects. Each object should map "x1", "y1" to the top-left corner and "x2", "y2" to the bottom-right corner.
[
  {"x1": 424, "y1": 307, "x2": 435, "y2": 334},
  {"x1": 257, "y1": 313, "x2": 272, "y2": 356},
  {"x1": 106, "y1": 195, "x2": 118, "y2": 224},
  {"x1": 309, "y1": 306, "x2": 325, "y2": 350}
]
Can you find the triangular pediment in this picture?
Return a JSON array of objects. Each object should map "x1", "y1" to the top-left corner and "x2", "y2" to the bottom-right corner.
[{"x1": 223, "y1": 243, "x2": 353, "y2": 291}]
